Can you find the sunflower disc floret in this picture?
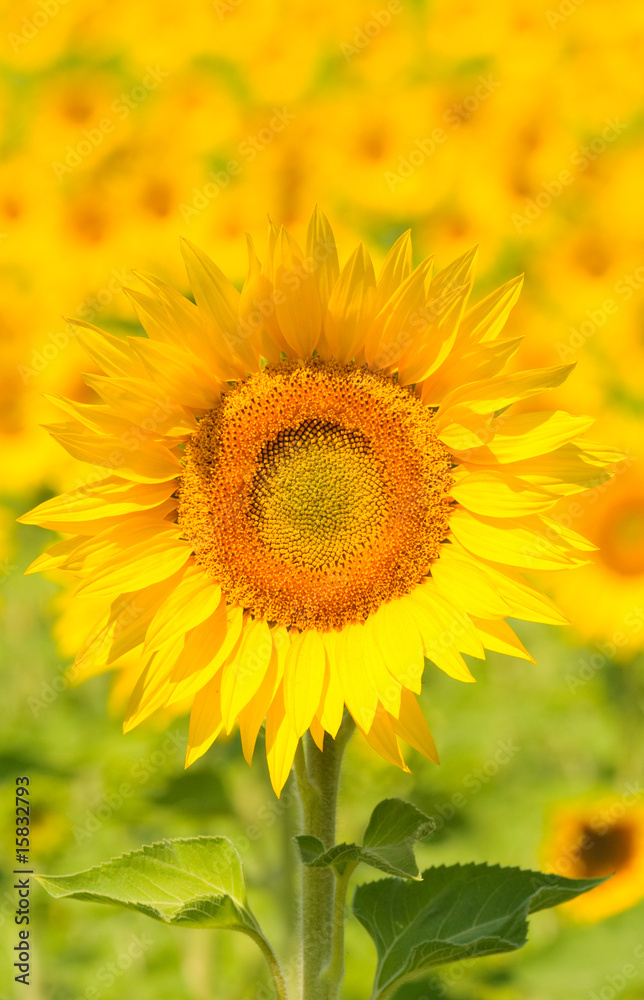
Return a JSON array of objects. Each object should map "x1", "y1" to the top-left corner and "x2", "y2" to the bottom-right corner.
[{"x1": 179, "y1": 359, "x2": 454, "y2": 631}]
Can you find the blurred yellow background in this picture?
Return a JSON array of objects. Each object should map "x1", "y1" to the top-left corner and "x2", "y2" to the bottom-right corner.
[{"x1": 2, "y1": 1, "x2": 644, "y2": 998}]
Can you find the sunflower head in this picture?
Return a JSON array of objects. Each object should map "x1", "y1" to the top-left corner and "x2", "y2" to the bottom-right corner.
[
  {"x1": 21, "y1": 209, "x2": 618, "y2": 794},
  {"x1": 543, "y1": 797, "x2": 644, "y2": 922}
]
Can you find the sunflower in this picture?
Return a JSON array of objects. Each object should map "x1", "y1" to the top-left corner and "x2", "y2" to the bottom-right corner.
[
  {"x1": 20, "y1": 209, "x2": 616, "y2": 794},
  {"x1": 542, "y1": 796, "x2": 644, "y2": 922},
  {"x1": 546, "y1": 413, "x2": 644, "y2": 657}
]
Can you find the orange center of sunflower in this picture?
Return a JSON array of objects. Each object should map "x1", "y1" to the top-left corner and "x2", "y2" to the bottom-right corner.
[{"x1": 179, "y1": 359, "x2": 454, "y2": 630}]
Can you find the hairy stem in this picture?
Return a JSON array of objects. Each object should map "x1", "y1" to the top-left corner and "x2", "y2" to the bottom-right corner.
[
  {"x1": 251, "y1": 932, "x2": 290, "y2": 1000},
  {"x1": 294, "y1": 717, "x2": 355, "y2": 1000},
  {"x1": 323, "y1": 860, "x2": 358, "y2": 1000}
]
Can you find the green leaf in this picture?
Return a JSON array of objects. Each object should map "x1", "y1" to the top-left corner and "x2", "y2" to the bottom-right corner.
[
  {"x1": 36, "y1": 836, "x2": 262, "y2": 936},
  {"x1": 387, "y1": 980, "x2": 445, "y2": 1000},
  {"x1": 362, "y1": 799, "x2": 435, "y2": 879},
  {"x1": 294, "y1": 799, "x2": 434, "y2": 878},
  {"x1": 353, "y1": 862, "x2": 606, "y2": 999},
  {"x1": 294, "y1": 836, "x2": 361, "y2": 875},
  {"x1": 293, "y1": 834, "x2": 327, "y2": 864}
]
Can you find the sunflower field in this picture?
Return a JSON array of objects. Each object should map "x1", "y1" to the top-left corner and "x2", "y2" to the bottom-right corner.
[{"x1": 1, "y1": 1, "x2": 644, "y2": 999}]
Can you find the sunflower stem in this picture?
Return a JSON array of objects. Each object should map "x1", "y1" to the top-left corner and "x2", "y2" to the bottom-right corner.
[
  {"x1": 322, "y1": 859, "x2": 358, "y2": 1000},
  {"x1": 294, "y1": 717, "x2": 354, "y2": 1000}
]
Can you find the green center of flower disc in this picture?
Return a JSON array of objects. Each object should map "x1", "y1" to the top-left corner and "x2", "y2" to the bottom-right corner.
[{"x1": 247, "y1": 420, "x2": 385, "y2": 571}]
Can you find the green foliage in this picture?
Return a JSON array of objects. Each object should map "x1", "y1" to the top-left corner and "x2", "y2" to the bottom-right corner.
[
  {"x1": 294, "y1": 798, "x2": 434, "y2": 878},
  {"x1": 387, "y1": 980, "x2": 448, "y2": 1000},
  {"x1": 36, "y1": 836, "x2": 263, "y2": 936},
  {"x1": 353, "y1": 863, "x2": 605, "y2": 999},
  {"x1": 148, "y1": 767, "x2": 233, "y2": 816}
]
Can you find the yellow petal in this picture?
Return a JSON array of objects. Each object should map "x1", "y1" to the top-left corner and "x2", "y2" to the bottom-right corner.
[
  {"x1": 58, "y1": 513, "x2": 171, "y2": 574},
  {"x1": 132, "y1": 271, "x2": 239, "y2": 379},
  {"x1": 57, "y1": 532, "x2": 122, "y2": 574},
  {"x1": 437, "y1": 364, "x2": 575, "y2": 423},
  {"x1": 571, "y1": 439, "x2": 626, "y2": 466},
  {"x1": 421, "y1": 338, "x2": 522, "y2": 406},
  {"x1": 273, "y1": 227, "x2": 322, "y2": 357},
  {"x1": 186, "y1": 674, "x2": 224, "y2": 768},
  {"x1": 77, "y1": 526, "x2": 192, "y2": 597},
  {"x1": 457, "y1": 274, "x2": 523, "y2": 347},
  {"x1": 426, "y1": 245, "x2": 478, "y2": 303},
  {"x1": 145, "y1": 563, "x2": 222, "y2": 653},
  {"x1": 265, "y1": 683, "x2": 299, "y2": 796},
  {"x1": 482, "y1": 446, "x2": 613, "y2": 495},
  {"x1": 374, "y1": 230, "x2": 414, "y2": 310},
  {"x1": 397, "y1": 281, "x2": 472, "y2": 386},
  {"x1": 32, "y1": 496, "x2": 175, "y2": 539},
  {"x1": 46, "y1": 396, "x2": 130, "y2": 436},
  {"x1": 540, "y1": 515, "x2": 598, "y2": 552},
  {"x1": 318, "y1": 632, "x2": 345, "y2": 738},
  {"x1": 166, "y1": 604, "x2": 244, "y2": 707},
  {"x1": 359, "y1": 706, "x2": 410, "y2": 772},
  {"x1": 471, "y1": 617, "x2": 535, "y2": 662},
  {"x1": 406, "y1": 585, "x2": 477, "y2": 682},
  {"x1": 309, "y1": 716, "x2": 325, "y2": 751},
  {"x1": 335, "y1": 623, "x2": 378, "y2": 732},
  {"x1": 64, "y1": 604, "x2": 111, "y2": 682},
  {"x1": 366, "y1": 257, "x2": 433, "y2": 370},
  {"x1": 81, "y1": 374, "x2": 197, "y2": 436},
  {"x1": 46, "y1": 421, "x2": 182, "y2": 483},
  {"x1": 180, "y1": 238, "x2": 240, "y2": 329},
  {"x1": 361, "y1": 618, "x2": 402, "y2": 716},
  {"x1": 237, "y1": 626, "x2": 288, "y2": 763},
  {"x1": 19, "y1": 478, "x2": 175, "y2": 531},
  {"x1": 71, "y1": 322, "x2": 148, "y2": 378},
  {"x1": 436, "y1": 405, "x2": 496, "y2": 452},
  {"x1": 463, "y1": 411, "x2": 596, "y2": 465},
  {"x1": 449, "y1": 509, "x2": 579, "y2": 570},
  {"x1": 257, "y1": 221, "x2": 293, "y2": 357},
  {"x1": 412, "y1": 582, "x2": 484, "y2": 659},
  {"x1": 451, "y1": 472, "x2": 558, "y2": 517},
  {"x1": 239, "y1": 234, "x2": 281, "y2": 364},
  {"x1": 122, "y1": 285, "x2": 179, "y2": 344},
  {"x1": 25, "y1": 537, "x2": 84, "y2": 575},
  {"x1": 391, "y1": 689, "x2": 440, "y2": 762},
  {"x1": 449, "y1": 547, "x2": 568, "y2": 625},
  {"x1": 220, "y1": 618, "x2": 273, "y2": 733},
  {"x1": 306, "y1": 206, "x2": 340, "y2": 313},
  {"x1": 283, "y1": 629, "x2": 327, "y2": 738},
  {"x1": 370, "y1": 600, "x2": 425, "y2": 693},
  {"x1": 92, "y1": 510, "x2": 178, "y2": 550},
  {"x1": 128, "y1": 337, "x2": 220, "y2": 411},
  {"x1": 237, "y1": 636, "x2": 284, "y2": 765},
  {"x1": 181, "y1": 239, "x2": 259, "y2": 376},
  {"x1": 431, "y1": 544, "x2": 510, "y2": 619},
  {"x1": 124, "y1": 637, "x2": 185, "y2": 730},
  {"x1": 76, "y1": 574, "x2": 181, "y2": 674},
  {"x1": 324, "y1": 243, "x2": 376, "y2": 364}
]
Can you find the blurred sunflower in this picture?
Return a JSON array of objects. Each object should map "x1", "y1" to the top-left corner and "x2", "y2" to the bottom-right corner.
[
  {"x1": 20, "y1": 209, "x2": 617, "y2": 793},
  {"x1": 543, "y1": 796, "x2": 644, "y2": 922},
  {"x1": 548, "y1": 413, "x2": 644, "y2": 656}
]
